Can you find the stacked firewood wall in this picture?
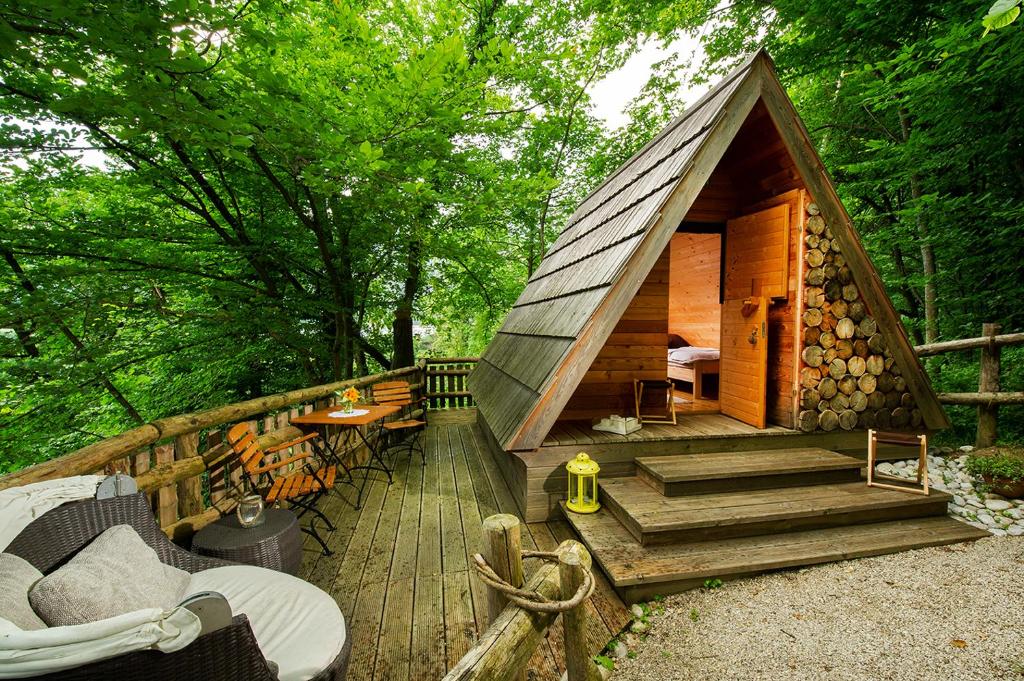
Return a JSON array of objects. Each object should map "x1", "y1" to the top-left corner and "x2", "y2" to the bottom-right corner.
[{"x1": 797, "y1": 203, "x2": 921, "y2": 432}]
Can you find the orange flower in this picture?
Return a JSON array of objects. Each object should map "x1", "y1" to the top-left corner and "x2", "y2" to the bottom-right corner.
[{"x1": 341, "y1": 387, "x2": 360, "y2": 403}]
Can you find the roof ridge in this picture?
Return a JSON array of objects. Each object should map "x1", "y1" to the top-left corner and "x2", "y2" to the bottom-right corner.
[{"x1": 561, "y1": 49, "x2": 765, "y2": 234}]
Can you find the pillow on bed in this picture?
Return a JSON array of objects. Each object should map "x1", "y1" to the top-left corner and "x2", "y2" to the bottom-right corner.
[{"x1": 667, "y1": 334, "x2": 689, "y2": 349}]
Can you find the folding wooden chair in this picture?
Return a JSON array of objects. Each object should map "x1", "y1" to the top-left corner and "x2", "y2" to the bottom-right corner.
[
  {"x1": 867, "y1": 429, "x2": 930, "y2": 496},
  {"x1": 373, "y1": 380, "x2": 428, "y2": 464},
  {"x1": 226, "y1": 423, "x2": 338, "y2": 555},
  {"x1": 634, "y1": 378, "x2": 677, "y2": 425}
]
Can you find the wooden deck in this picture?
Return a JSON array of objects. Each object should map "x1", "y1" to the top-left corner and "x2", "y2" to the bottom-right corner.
[
  {"x1": 542, "y1": 413, "x2": 792, "y2": 447},
  {"x1": 298, "y1": 410, "x2": 631, "y2": 681}
]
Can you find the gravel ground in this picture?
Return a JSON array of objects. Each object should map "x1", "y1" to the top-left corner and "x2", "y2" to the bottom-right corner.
[{"x1": 611, "y1": 537, "x2": 1024, "y2": 681}]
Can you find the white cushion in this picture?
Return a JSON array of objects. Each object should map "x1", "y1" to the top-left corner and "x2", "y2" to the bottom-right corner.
[
  {"x1": 0, "y1": 476, "x2": 104, "y2": 552},
  {"x1": 0, "y1": 606, "x2": 200, "y2": 678},
  {"x1": 0, "y1": 555, "x2": 45, "y2": 631},
  {"x1": 186, "y1": 566, "x2": 346, "y2": 681},
  {"x1": 29, "y1": 526, "x2": 190, "y2": 626}
]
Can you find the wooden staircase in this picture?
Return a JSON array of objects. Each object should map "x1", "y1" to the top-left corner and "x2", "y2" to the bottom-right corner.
[{"x1": 562, "y1": 448, "x2": 987, "y2": 603}]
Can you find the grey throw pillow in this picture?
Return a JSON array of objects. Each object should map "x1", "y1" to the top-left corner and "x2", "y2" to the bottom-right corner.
[
  {"x1": 29, "y1": 525, "x2": 190, "y2": 627},
  {"x1": 0, "y1": 553, "x2": 47, "y2": 630}
]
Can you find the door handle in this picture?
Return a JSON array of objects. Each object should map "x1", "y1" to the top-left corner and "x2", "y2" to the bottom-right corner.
[{"x1": 748, "y1": 328, "x2": 758, "y2": 345}]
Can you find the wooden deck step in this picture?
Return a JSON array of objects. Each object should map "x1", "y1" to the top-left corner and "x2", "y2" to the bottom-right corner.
[
  {"x1": 600, "y1": 478, "x2": 951, "y2": 545},
  {"x1": 562, "y1": 505, "x2": 989, "y2": 603},
  {"x1": 636, "y1": 448, "x2": 863, "y2": 496}
]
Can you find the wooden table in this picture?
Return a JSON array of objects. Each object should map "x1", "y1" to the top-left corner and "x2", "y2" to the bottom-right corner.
[{"x1": 291, "y1": 404, "x2": 400, "y2": 509}]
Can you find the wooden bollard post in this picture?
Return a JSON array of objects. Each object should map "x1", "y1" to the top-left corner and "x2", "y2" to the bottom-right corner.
[
  {"x1": 976, "y1": 322, "x2": 1001, "y2": 448},
  {"x1": 559, "y1": 549, "x2": 588, "y2": 681},
  {"x1": 482, "y1": 514, "x2": 526, "y2": 681},
  {"x1": 482, "y1": 514, "x2": 525, "y2": 625}
]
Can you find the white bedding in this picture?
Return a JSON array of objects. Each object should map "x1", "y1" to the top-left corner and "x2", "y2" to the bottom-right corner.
[{"x1": 667, "y1": 346, "x2": 720, "y2": 365}]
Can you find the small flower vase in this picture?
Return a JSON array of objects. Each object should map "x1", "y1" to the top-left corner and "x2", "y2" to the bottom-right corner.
[
  {"x1": 236, "y1": 495, "x2": 265, "y2": 528},
  {"x1": 341, "y1": 400, "x2": 354, "y2": 414}
]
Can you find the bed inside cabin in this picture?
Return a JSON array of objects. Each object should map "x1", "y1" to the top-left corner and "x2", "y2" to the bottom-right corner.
[
  {"x1": 667, "y1": 230, "x2": 722, "y2": 406},
  {"x1": 556, "y1": 99, "x2": 806, "y2": 433}
]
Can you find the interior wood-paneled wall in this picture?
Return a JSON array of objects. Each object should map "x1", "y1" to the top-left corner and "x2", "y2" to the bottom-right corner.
[
  {"x1": 558, "y1": 245, "x2": 670, "y2": 421},
  {"x1": 669, "y1": 232, "x2": 721, "y2": 348},
  {"x1": 681, "y1": 167, "x2": 739, "y2": 223}
]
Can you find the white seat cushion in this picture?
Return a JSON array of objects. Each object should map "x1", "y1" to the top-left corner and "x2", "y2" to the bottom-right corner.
[{"x1": 186, "y1": 566, "x2": 345, "y2": 681}]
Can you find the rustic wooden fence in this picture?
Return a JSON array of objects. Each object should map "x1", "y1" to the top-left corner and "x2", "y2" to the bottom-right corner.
[
  {"x1": 915, "y1": 323, "x2": 1024, "y2": 448},
  {"x1": 444, "y1": 514, "x2": 605, "y2": 681},
  {"x1": 424, "y1": 357, "x2": 478, "y2": 410},
  {"x1": 0, "y1": 362, "x2": 435, "y2": 540}
]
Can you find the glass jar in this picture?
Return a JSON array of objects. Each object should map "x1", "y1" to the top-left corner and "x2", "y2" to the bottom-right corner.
[{"x1": 236, "y1": 495, "x2": 266, "y2": 528}]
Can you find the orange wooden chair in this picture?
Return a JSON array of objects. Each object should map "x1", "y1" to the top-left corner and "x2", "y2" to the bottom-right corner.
[
  {"x1": 226, "y1": 423, "x2": 338, "y2": 555},
  {"x1": 373, "y1": 380, "x2": 427, "y2": 464}
]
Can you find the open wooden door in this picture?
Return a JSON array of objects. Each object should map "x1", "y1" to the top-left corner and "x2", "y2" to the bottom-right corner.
[
  {"x1": 717, "y1": 202, "x2": 790, "y2": 429},
  {"x1": 719, "y1": 297, "x2": 768, "y2": 428}
]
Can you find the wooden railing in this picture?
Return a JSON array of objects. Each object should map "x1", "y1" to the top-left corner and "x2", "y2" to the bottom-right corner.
[
  {"x1": 915, "y1": 323, "x2": 1024, "y2": 448},
  {"x1": 0, "y1": 362, "x2": 431, "y2": 539},
  {"x1": 424, "y1": 357, "x2": 478, "y2": 410},
  {"x1": 444, "y1": 514, "x2": 604, "y2": 681}
]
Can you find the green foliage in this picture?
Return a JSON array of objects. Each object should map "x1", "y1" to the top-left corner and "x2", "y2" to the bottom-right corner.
[
  {"x1": 593, "y1": 655, "x2": 615, "y2": 671},
  {"x1": 689, "y1": 607, "x2": 699, "y2": 623},
  {"x1": 0, "y1": 0, "x2": 657, "y2": 467},
  {"x1": 983, "y1": 0, "x2": 1021, "y2": 34},
  {"x1": 966, "y1": 447, "x2": 1024, "y2": 482},
  {"x1": 703, "y1": 577, "x2": 723, "y2": 589},
  {"x1": 2, "y1": 0, "x2": 1022, "y2": 470}
]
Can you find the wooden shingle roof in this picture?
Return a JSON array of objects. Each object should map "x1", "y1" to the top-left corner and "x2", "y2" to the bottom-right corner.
[{"x1": 470, "y1": 50, "x2": 947, "y2": 452}]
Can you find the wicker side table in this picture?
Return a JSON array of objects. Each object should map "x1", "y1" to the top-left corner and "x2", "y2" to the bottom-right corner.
[{"x1": 192, "y1": 509, "x2": 302, "y2": 575}]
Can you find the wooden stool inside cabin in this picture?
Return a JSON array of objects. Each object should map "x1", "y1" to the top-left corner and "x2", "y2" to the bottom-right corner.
[
  {"x1": 633, "y1": 378, "x2": 677, "y2": 425},
  {"x1": 867, "y1": 429, "x2": 929, "y2": 495}
]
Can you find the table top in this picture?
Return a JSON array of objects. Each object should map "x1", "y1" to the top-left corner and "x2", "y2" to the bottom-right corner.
[
  {"x1": 193, "y1": 508, "x2": 298, "y2": 550},
  {"x1": 291, "y1": 403, "x2": 401, "y2": 427}
]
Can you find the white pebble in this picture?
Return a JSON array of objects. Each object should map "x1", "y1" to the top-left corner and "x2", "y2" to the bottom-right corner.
[{"x1": 985, "y1": 499, "x2": 1013, "y2": 512}]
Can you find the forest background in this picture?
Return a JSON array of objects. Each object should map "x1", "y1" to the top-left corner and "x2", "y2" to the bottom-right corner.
[{"x1": 2, "y1": 0, "x2": 1022, "y2": 470}]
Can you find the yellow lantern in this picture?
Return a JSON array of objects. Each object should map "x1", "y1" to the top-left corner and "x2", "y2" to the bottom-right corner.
[{"x1": 565, "y1": 452, "x2": 600, "y2": 513}]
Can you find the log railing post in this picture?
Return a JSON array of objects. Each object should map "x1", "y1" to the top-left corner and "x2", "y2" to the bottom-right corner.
[
  {"x1": 559, "y1": 549, "x2": 593, "y2": 681},
  {"x1": 174, "y1": 431, "x2": 204, "y2": 519},
  {"x1": 977, "y1": 322, "x2": 1001, "y2": 448},
  {"x1": 482, "y1": 514, "x2": 525, "y2": 625},
  {"x1": 482, "y1": 513, "x2": 526, "y2": 681}
]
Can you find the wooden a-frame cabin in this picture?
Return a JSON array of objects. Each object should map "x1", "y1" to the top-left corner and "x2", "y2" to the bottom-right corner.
[{"x1": 469, "y1": 50, "x2": 984, "y2": 600}]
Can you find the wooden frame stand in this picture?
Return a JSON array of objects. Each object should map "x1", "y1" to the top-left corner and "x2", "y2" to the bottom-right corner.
[
  {"x1": 633, "y1": 379, "x2": 677, "y2": 425},
  {"x1": 866, "y1": 429, "x2": 929, "y2": 496}
]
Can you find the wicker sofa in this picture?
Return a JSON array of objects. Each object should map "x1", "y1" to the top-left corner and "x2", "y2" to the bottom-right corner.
[{"x1": 4, "y1": 492, "x2": 350, "y2": 681}]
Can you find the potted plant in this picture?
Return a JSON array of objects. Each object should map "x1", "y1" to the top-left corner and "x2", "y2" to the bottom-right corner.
[{"x1": 965, "y1": 446, "x2": 1024, "y2": 498}]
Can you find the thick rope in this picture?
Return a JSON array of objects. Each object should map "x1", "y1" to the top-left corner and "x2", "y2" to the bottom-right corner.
[{"x1": 472, "y1": 550, "x2": 596, "y2": 614}]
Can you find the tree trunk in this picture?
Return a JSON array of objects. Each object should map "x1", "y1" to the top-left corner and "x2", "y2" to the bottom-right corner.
[
  {"x1": 392, "y1": 239, "x2": 421, "y2": 369},
  {"x1": 899, "y1": 107, "x2": 938, "y2": 344}
]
